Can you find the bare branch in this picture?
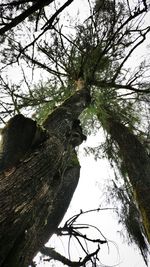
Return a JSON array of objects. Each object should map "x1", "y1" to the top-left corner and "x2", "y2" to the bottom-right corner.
[
  {"x1": 90, "y1": 6, "x2": 148, "y2": 82},
  {"x1": 40, "y1": 246, "x2": 100, "y2": 267},
  {"x1": 42, "y1": 0, "x2": 74, "y2": 31},
  {"x1": 0, "y1": 0, "x2": 54, "y2": 35},
  {"x1": 21, "y1": 52, "x2": 68, "y2": 77},
  {"x1": 112, "y1": 27, "x2": 150, "y2": 81},
  {"x1": 15, "y1": 0, "x2": 75, "y2": 55}
]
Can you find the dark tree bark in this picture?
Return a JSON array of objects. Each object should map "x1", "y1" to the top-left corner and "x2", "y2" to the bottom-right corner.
[
  {"x1": 0, "y1": 87, "x2": 90, "y2": 267},
  {"x1": 98, "y1": 112, "x2": 150, "y2": 243}
]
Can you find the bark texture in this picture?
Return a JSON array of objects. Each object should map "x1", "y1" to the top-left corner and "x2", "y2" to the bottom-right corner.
[
  {"x1": 0, "y1": 87, "x2": 90, "y2": 267},
  {"x1": 100, "y1": 113, "x2": 150, "y2": 243}
]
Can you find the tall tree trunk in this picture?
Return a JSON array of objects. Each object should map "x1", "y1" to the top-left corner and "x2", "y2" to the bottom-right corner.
[
  {"x1": 98, "y1": 112, "x2": 150, "y2": 243},
  {"x1": 0, "y1": 87, "x2": 91, "y2": 267}
]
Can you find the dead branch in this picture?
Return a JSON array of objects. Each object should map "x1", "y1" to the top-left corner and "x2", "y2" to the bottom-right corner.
[{"x1": 40, "y1": 246, "x2": 100, "y2": 267}]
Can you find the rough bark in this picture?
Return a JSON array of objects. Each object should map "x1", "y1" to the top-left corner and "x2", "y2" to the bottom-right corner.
[
  {"x1": 0, "y1": 87, "x2": 90, "y2": 267},
  {"x1": 99, "y1": 113, "x2": 150, "y2": 243}
]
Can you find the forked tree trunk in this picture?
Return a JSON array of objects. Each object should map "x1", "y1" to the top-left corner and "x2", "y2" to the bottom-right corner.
[{"x1": 0, "y1": 88, "x2": 90, "y2": 267}]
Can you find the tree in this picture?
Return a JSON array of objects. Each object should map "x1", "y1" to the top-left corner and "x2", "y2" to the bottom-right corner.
[
  {"x1": 0, "y1": 0, "x2": 150, "y2": 266},
  {"x1": 97, "y1": 104, "x2": 150, "y2": 263},
  {"x1": 0, "y1": 85, "x2": 91, "y2": 266}
]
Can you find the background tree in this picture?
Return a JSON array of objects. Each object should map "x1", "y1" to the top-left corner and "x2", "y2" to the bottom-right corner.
[{"x1": 0, "y1": 0, "x2": 150, "y2": 266}]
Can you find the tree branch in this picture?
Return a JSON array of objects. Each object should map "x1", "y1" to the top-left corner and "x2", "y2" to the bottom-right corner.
[
  {"x1": 18, "y1": 0, "x2": 75, "y2": 54},
  {"x1": 112, "y1": 27, "x2": 150, "y2": 81},
  {"x1": 40, "y1": 246, "x2": 100, "y2": 267},
  {"x1": 21, "y1": 52, "x2": 67, "y2": 77},
  {"x1": 42, "y1": 0, "x2": 74, "y2": 30},
  {"x1": 93, "y1": 80, "x2": 150, "y2": 94},
  {"x1": 90, "y1": 6, "x2": 148, "y2": 82},
  {"x1": 0, "y1": 0, "x2": 54, "y2": 35}
]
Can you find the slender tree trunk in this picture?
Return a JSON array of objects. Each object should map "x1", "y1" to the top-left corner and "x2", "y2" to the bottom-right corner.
[
  {"x1": 0, "y1": 87, "x2": 90, "y2": 267},
  {"x1": 98, "y1": 112, "x2": 150, "y2": 243}
]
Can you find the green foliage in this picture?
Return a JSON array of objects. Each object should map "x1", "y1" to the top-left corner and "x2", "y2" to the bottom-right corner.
[
  {"x1": 79, "y1": 105, "x2": 100, "y2": 136},
  {"x1": 95, "y1": 87, "x2": 140, "y2": 129},
  {"x1": 31, "y1": 80, "x2": 74, "y2": 124}
]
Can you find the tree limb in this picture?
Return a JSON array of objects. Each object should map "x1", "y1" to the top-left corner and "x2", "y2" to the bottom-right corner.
[
  {"x1": 0, "y1": 0, "x2": 54, "y2": 35},
  {"x1": 112, "y1": 27, "x2": 150, "y2": 82},
  {"x1": 42, "y1": 0, "x2": 74, "y2": 31},
  {"x1": 93, "y1": 80, "x2": 150, "y2": 94},
  {"x1": 40, "y1": 246, "x2": 100, "y2": 267}
]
